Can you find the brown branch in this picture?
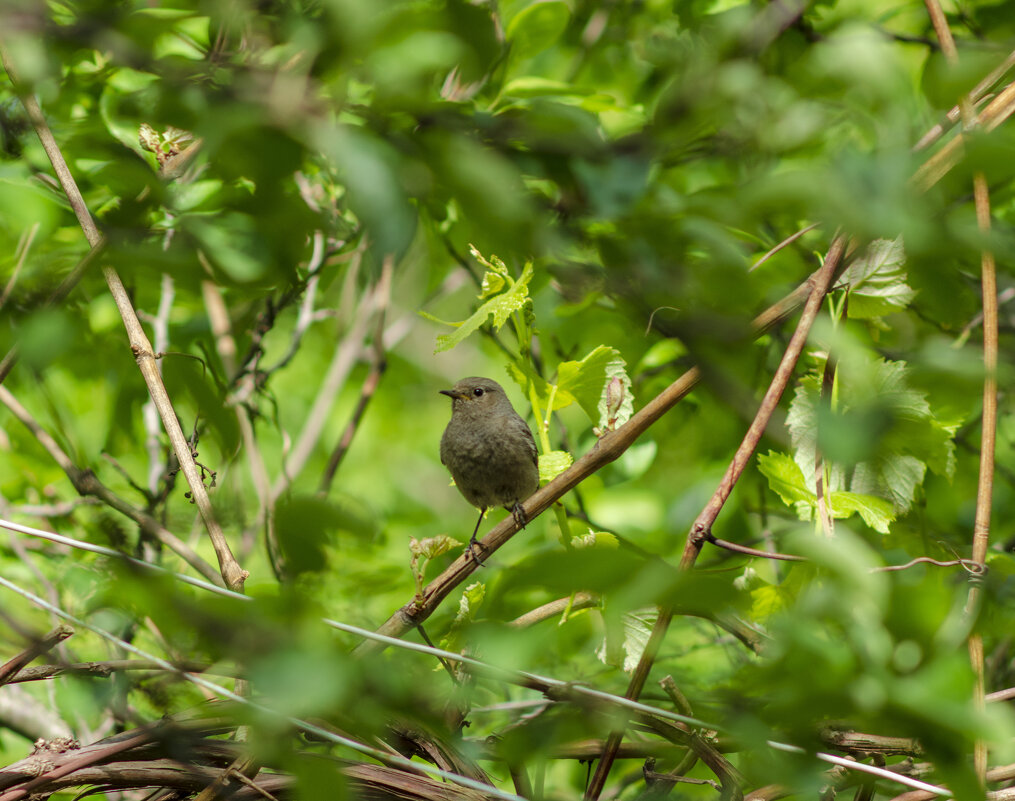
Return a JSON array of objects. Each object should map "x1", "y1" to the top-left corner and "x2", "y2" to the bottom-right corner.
[
  {"x1": 357, "y1": 252, "x2": 847, "y2": 656},
  {"x1": 7, "y1": 659, "x2": 217, "y2": 683},
  {"x1": 0, "y1": 625, "x2": 73, "y2": 687},
  {"x1": 750, "y1": 223, "x2": 821, "y2": 272},
  {"x1": 0, "y1": 385, "x2": 223, "y2": 586},
  {"x1": 912, "y1": 45, "x2": 1015, "y2": 151},
  {"x1": 965, "y1": 161, "x2": 998, "y2": 789},
  {"x1": 0, "y1": 43, "x2": 245, "y2": 592},
  {"x1": 921, "y1": 4, "x2": 997, "y2": 785},
  {"x1": 0, "y1": 729, "x2": 154, "y2": 801},
  {"x1": 640, "y1": 717, "x2": 744, "y2": 801},
  {"x1": 585, "y1": 234, "x2": 848, "y2": 801},
  {"x1": 912, "y1": 77, "x2": 1015, "y2": 191},
  {"x1": 820, "y1": 727, "x2": 922, "y2": 757},
  {"x1": 508, "y1": 592, "x2": 599, "y2": 628},
  {"x1": 319, "y1": 254, "x2": 394, "y2": 495}
]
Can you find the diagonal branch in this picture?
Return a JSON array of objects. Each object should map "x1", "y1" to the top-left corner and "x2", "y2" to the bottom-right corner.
[
  {"x1": 0, "y1": 385, "x2": 223, "y2": 586},
  {"x1": 356, "y1": 247, "x2": 850, "y2": 655},
  {"x1": 0, "y1": 625, "x2": 74, "y2": 687},
  {"x1": 1, "y1": 40, "x2": 245, "y2": 591},
  {"x1": 584, "y1": 234, "x2": 848, "y2": 801}
]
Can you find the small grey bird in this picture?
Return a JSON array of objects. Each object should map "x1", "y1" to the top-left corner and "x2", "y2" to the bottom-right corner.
[{"x1": 439, "y1": 377, "x2": 540, "y2": 563}]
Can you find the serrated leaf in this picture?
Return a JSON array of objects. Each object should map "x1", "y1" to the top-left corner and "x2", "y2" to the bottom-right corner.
[
  {"x1": 757, "y1": 451, "x2": 815, "y2": 506},
  {"x1": 829, "y1": 492, "x2": 895, "y2": 534},
  {"x1": 538, "y1": 450, "x2": 573, "y2": 482},
  {"x1": 842, "y1": 236, "x2": 916, "y2": 319},
  {"x1": 786, "y1": 357, "x2": 958, "y2": 517},
  {"x1": 455, "y1": 581, "x2": 485, "y2": 623},
  {"x1": 410, "y1": 535, "x2": 462, "y2": 560},
  {"x1": 428, "y1": 261, "x2": 534, "y2": 353},
  {"x1": 596, "y1": 609, "x2": 656, "y2": 672}
]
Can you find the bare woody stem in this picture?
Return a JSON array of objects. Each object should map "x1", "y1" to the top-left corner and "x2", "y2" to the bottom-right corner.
[
  {"x1": 0, "y1": 385, "x2": 223, "y2": 585},
  {"x1": 584, "y1": 234, "x2": 848, "y2": 801},
  {"x1": 356, "y1": 246, "x2": 847, "y2": 657},
  {"x1": 1, "y1": 42, "x2": 245, "y2": 592},
  {"x1": 922, "y1": 2, "x2": 997, "y2": 784},
  {"x1": 0, "y1": 625, "x2": 74, "y2": 687}
]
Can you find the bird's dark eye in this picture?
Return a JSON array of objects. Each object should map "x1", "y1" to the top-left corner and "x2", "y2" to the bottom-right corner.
[{"x1": 473, "y1": 388, "x2": 485, "y2": 397}]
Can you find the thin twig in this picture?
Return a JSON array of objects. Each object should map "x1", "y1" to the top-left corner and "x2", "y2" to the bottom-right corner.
[
  {"x1": 0, "y1": 625, "x2": 74, "y2": 687},
  {"x1": 922, "y1": 2, "x2": 997, "y2": 784},
  {"x1": 318, "y1": 254, "x2": 394, "y2": 494},
  {"x1": 269, "y1": 249, "x2": 375, "y2": 500},
  {"x1": 0, "y1": 42, "x2": 245, "y2": 592},
  {"x1": 142, "y1": 273, "x2": 176, "y2": 497},
  {"x1": 912, "y1": 46, "x2": 1015, "y2": 151},
  {"x1": 912, "y1": 77, "x2": 1015, "y2": 190},
  {"x1": 0, "y1": 385, "x2": 223, "y2": 585},
  {"x1": 262, "y1": 231, "x2": 327, "y2": 374},
  {"x1": 0, "y1": 221, "x2": 38, "y2": 310},
  {"x1": 584, "y1": 234, "x2": 848, "y2": 801},
  {"x1": 0, "y1": 239, "x2": 105, "y2": 386},
  {"x1": 357, "y1": 250, "x2": 850, "y2": 655},
  {"x1": 8, "y1": 659, "x2": 218, "y2": 683},
  {"x1": 750, "y1": 222, "x2": 821, "y2": 271},
  {"x1": 508, "y1": 592, "x2": 599, "y2": 628}
]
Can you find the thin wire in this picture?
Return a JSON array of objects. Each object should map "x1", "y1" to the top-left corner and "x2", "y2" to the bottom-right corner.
[
  {"x1": 0, "y1": 574, "x2": 524, "y2": 801},
  {"x1": 323, "y1": 618, "x2": 715, "y2": 731},
  {"x1": 4, "y1": 520, "x2": 957, "y2": 796},
  {"x1": 767, "y1": 741, "x2": 952, "y2": 796},
  {"x1": 0, "y1": 518, "x2": 247, "y2": 601}
]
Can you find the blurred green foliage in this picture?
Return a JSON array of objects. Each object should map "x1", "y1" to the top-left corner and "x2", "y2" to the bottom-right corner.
[{"x1": 1, "y1": 0, "x2": 1015, "y2": 798}]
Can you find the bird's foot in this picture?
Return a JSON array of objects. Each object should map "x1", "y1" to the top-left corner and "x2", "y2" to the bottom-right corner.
[
  {"x1": 511, "y1": 502, "x2": 528, "y2": 530},
  {"x1": 467, "y1": 535, "x2": 486, "y2": 566}
]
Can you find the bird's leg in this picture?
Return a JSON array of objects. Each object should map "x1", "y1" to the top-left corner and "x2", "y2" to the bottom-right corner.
[
  {"x1": 511, "y1": 501, "x2": 528, "y2": 530},
  {"x1": 467, "y1": 508, "x2": 487, "y2": 565}
]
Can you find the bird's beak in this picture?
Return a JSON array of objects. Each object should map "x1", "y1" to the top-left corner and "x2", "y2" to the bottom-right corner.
[{"x1": 440, "y1": 389, "x2": 469, "y2": 401}]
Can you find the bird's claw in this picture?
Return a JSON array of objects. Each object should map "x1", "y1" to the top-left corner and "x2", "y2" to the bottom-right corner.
[
  {"x1": 511, "y1": 502, "x2": 528, "y2": 530},
  {"x1": 467, "y1": 536, "x2": 486, "y2": 566}
]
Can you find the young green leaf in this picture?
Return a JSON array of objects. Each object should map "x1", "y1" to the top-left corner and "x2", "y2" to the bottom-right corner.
[
  {"x1": 842, "y1": 236, "x2": 916, "y2": 319},
  {"x1": 423, "y1": 253, "x2": 534, "y2": 353},
  {"x1": 538, "y1": 450, "x2": 573, "y2": 483}
]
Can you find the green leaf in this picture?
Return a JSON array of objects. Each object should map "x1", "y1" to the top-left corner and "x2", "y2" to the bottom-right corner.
[
  {"x1": 409, "y1": 535, "x2": 462, "y2": 560},
  {"x1": 506, "y1": 1, "x2": 570, "y2": 62},
  {"x1": 479, "y1": 270, "x2": 506, "y2": 298},
  {"x1": 538, "y1": 450, "x2": 573, "y2": 482},
  {"x1": 455, "y1": 581, "x2": 486, "y2": 624},
  {"x1": 428, "y1": 259, "x2": 534, "y2": 352},
  {"x1": 572, "y1": 530, "x2": 619, "y2": 549},
  {"x1": 750, "y1": 583, "x2": 794, "y2": 620},
  {"x1": 757, "y1": 451, "x2": 814, "y2": 507},
  {"x1": 786, "y1": 357, "x2": 958, "y2": 516},
  {"x1": 597, "y1": 608, "x2": 656, "y2": 672},
  {"x1": 556, "y1": 345, "x2": 629, "y2": 422},
  {"x1": 843, "y1": 236, "x2": 916, "y2": 319},
  {"x1": 829, "y1": 492, "x2": 895, "y2": 535},
  {"x1": 502, "y1": 77, "x2": 593, "y2": 98},
  {"x1": 597, "y1": 355, "x2": 634, "y2": 431}
]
